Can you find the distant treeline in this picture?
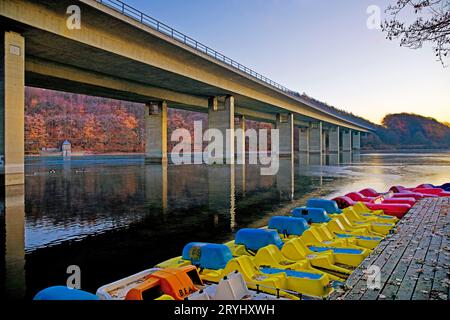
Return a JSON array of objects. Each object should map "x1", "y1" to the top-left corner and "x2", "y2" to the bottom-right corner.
[
  {"x1": 24, "y1": 88, "x2": 270, "y2": 154},
  {"x1": 26, "y1": 87, "x2": 145, "y2": 153},
  {"x1": 363, "y1": 113, "x2": 450, "y2": 150},
  {"x1": 24, "y1": 88, "x2": 450, "y2": 153}
]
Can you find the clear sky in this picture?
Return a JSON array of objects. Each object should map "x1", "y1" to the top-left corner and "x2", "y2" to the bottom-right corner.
[{"x1": 124, "y1": 0, "x2": 450, "y2": 124}]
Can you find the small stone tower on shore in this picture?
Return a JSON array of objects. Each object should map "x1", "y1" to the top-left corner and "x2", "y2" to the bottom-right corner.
[{"x1": 62, "y1": 140, "x2": 71, "y2": 157}]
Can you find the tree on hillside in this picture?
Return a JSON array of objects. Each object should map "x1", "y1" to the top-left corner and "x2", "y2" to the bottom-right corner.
[
  {"x1": 412, "y1": 130, "x2": 431, "y2": 144},
  {"x1": 381, "y1": 113, "x2": 450, "y2": 147},
  {"x1": 382, "y1": 0, "x2": 450, "y2": 66}
]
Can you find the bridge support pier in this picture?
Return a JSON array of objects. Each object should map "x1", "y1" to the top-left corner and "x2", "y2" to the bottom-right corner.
[
  {"x1": 352, "y1": 131, "x2": 361, "y2": 150},
  {"x1": 275, "y1": 113, "x2": 294, "y2": 159},
  {"x1": 329, "y1": 126, "x2": 340, "y2": 153},
  {"x1": 361, "y1": 132, "x2": 369, "y2": 149},
  {"x1": 309, "y1": 122, "x2": 323, "y2": 154},
  {"x1": 145, "y1": 101, "x2": 168, "y2": 163},
  {"x1": 298, "y1": 127, "x2": 309, "y2": 153},
  {"x1": 322, "y1": 129, "x2": 328, "y2": 154},
  {"x1": 1, "y1": 31, "x2": 25, "y2": 186},
  {"x1": 208, "y1": 96, "x2": 235, "y2": 164},
  {"x1": 341, "y1": 129, "x2": 352, "y2": 152},
  {"x1": 235, "y1": 115, "x2": 246, "y2": 165}
]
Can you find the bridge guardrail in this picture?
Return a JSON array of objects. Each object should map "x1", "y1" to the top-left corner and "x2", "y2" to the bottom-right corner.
[
  {"x1": 95, "y1": 0, "x2": 375, "y2": 131},
  {"x1": 96, "y1": 0, "x2": 295, "y2": 94}
]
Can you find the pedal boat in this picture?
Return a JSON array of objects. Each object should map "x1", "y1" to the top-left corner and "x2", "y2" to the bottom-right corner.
[
  {"x1": 390, "y1": 185, "x2": 450, "y2": 197},
  {"x1": 96, "y1": 266, "x2": 291, "y2": 300},
  {"x1": 300, "y1": 200, "x2": 397, "y2": 234},
  {"x1": 306, "y1": 199, "x2": 387, "y2": 218},
  {"x1": 156, "y1": 243, "x2": 333, "y2": 298},
  {"x1": 228, "y1": 228, "x2": 367, "y2": 274},
  {"x1": 345, "y1": 192, "x2": 416, "y2": 207},
  {"x1": 289, "y1": 211, "x2": 383, "y2": 249},
  {"x1": 332, "y1": 196, "x2": 410, "y2": 218},
  {"x1": 34, "y1": 267, "x2": 291, "y2": 301},
  {"x1": 359, "y1": 188, "x2": 424, "y2": 201},
  {"x1": 350, "y1": 202, "x2": 400, "y2": 223},
  {"x1": 419, "y1": 183, "x2": 450, "y2": 192},
  {"x1": 267, "y1": 216, "x2": 371, "y2": 250},
  {"x1": 292, "y1": 205, "x2": 396, "y2": 234}
]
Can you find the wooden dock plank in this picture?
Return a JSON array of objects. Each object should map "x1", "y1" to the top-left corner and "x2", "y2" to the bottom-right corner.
[
  {"x1": 364, "y1": 200, "x2": 434, "y2": 300},
  {"x1": 330, "y1": 197, "x2": 449, "y2": 301},
  {"x1": 332, "y1": 202, "x2": 426, "y2": 300},
  {"x1": 396, "y1": 200, "x2": 441, "y2": 300}
]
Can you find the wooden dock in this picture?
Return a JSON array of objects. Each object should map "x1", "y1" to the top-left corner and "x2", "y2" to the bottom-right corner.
[{"x1": 330, "y1": 197, "x2": 449, "y2": 300}]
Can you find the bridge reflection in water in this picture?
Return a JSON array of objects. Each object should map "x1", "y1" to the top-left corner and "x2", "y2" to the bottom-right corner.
[{"x1": 2, "y1": 185, "x2": 25, "y2": 300}]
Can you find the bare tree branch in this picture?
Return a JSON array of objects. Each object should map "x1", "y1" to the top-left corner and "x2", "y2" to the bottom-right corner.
[{"x1": 382, "y1": 0, "x2": 450, "y2": 66}]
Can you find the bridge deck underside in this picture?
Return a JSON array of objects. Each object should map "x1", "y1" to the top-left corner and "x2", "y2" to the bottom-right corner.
[{"x1": 0, "y1": 0, "x2": 370, "y2": 131}]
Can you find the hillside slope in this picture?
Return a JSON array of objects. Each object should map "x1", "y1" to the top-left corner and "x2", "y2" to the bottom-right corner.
[{"x1": 365, "y1": 113, "x2": 450, "y2": 149}]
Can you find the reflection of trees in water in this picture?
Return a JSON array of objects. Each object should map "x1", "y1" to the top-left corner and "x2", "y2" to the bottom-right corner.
[{"x1": 25, "y1": 166, "x2": 142, "y2": 222}]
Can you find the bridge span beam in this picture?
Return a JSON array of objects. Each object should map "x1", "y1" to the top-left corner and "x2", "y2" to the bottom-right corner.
[{"x1": 1, "y1": 31, "x2": 25, "y2": 186}]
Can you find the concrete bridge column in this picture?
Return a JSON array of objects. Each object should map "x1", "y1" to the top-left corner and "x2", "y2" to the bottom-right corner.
[
  {"x1": 342, "y1": 129, "x2": 352, "y2": 152},
  {"x1": 235, "y1": 115, "x2": 246, "y2": 165},
  {"x1": 275, "y1": 113, "x2": 294, "y2": 159},
  {"x1": 329, "y1": 126, "x2": 340, "y2": 153},
  {"x1": 208, "y1": 96, "x2": 235, "y2": 164},
  {"x1": 322, "y1": 129, "x2": 328, "y2": 154},
  {"x1": 1, "y1": 31, "x2": 25, "y2": 186},
  {"x1": 361, "y1": 132, "x2": 369, "y2": 148},
  {"x1": 309, "y1": 122, "x2": 323, "y2": 154},
  {"x1": 352, "y1": 131, "x2": 361, "y2": 150},
  {"x1": 298, "y1": 127, "x2": 309, "y2": 153},
  {"x1": 145, "y1": 101, "x2": 168, "y2": 163}
]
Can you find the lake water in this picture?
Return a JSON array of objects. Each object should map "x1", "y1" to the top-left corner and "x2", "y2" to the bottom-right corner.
[{"x1": 2, "y1": 150, "x2": 450, "y2": 299}]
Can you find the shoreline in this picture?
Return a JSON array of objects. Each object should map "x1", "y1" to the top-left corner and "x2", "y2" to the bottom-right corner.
[{"x1": 25, "y1": 149, "x2": 450, "y2": 158}]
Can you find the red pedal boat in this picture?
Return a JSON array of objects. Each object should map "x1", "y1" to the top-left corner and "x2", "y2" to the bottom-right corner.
[
  {"x1": 359, "y1": 188, "x2": 424, "y2": 201},
  {"x1": 332, "y1": 196, "x2": 411, "y2": 219},
  {"x1": 345, "y1": 192, "x2": 416, "y2": 207},
  {"x1": 390, "y1": 185, "x2": 450, "y2": 197}
]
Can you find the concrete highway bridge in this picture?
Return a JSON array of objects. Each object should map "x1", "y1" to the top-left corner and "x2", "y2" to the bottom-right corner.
[{"x1": 0, "y1": 0, "x2": 375, "y2": 186}]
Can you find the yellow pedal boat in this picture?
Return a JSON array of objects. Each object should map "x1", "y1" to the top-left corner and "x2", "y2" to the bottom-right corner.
[{"x1": 156, "y1": 243, "x2": 334, "y2": 298}]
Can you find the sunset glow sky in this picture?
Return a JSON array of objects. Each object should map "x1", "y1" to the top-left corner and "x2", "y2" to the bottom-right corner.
[{"x1": 125, "y1": 0, "x2": 450, "y2": 124}]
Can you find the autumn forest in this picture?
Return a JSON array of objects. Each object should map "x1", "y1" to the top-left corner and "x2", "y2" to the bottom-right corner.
[{"x1": 24, "y1": 87, "x2": 450, "y2": 154}]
